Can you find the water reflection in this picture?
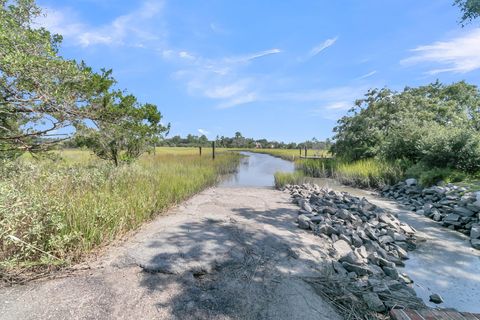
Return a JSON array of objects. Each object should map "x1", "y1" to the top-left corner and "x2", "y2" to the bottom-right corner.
[{"x1": 219, "y1": 152, "x2": 294, "y2": 188}]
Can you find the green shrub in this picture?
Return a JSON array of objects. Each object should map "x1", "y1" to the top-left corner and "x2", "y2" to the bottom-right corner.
[
  {"x1": 419, "y1": 126, "x2": 480, "y2": 173},
  {"x1": 406, "y1": 163, "x2": 468, "y2": 186}
]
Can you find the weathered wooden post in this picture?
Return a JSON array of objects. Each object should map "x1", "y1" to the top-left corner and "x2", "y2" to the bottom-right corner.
[
  {"x1": 199, "y1": 146, "x2": 202, "y2": 156},
  {"x1": 299, "y1": 147, "x2": 302, "y2": 157},
  {"x1": 304, "y1": 146, "x2": 307, "y2": 158},
  {"x1": 212, "y1": 141, "x2": 216, "y2": 160}
]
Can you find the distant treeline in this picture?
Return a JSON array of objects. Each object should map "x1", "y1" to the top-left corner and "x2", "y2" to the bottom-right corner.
[{"x1": 157, "y1": 132, "x2": 332, "y2": 149}]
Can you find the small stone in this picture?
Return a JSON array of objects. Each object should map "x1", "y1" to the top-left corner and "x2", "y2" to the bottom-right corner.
[
  {"x1": 379, "y1": 235, "x2": 394, "y2": 245},
  {"x1": 432, "y1": 212, "x2": 442, "y2": 221},
  {"x1": 332, "y1": 261, "x2": 348, "y2": 276},
  {"x1": 385, "y1": 279, "x2": 403, "y2": 290},
  {"x1": 399, "y1": 224, "x2": 415, "y2": 234},
  {"x1": 297, "y1": 214, "x2": 311, "y2": 230},
  {"x1": 367, "y1": 252, "x2": 380, "y2": 265},
  {"x1": 378, "y1": 257, "x2": 395, "y2": 268},
  {"x1": 393, "y1": 233, "x2": 407, "y2": 242},
  {"x1": 405, "y1": 178, "x2": 417, "y2": 187},
  {"x1": 471, "y1": 239, "x2": 480, "y2": 250},
  {"x1": 310, "y1": 215, "x2": 324, "y2": 223},
  {"x1": 339, "y1": 251, "x2": 364, "y2": 265},
  {"x1": 382, "y1": 266, "x2": 399, "y2": 279},
  {"x1": 300, "y1": 200, "x2": 313, "y2": 213},
  {"x1": 423, "y1": 203, "x2": 433, "y2": 214},
  {"x1": 319, "y1": 224, "x2": 338, "y2": 236},
  {"x1": 336, "y1": 209, "x2": 350, "y2": 220},
  {"x1": 399, "y1": 273, "x2": 413, "y2": 284},
  {"x1": 331, "y1": 234, "x2": 339, "y2": 242},
  {"x1": 339, "y1": 234, "x2": 352, "y2": 244},
  {"x1": 352, "y1": 233, "x2": 363, "y2": 247},
  {"x1": 362, "y1": 292, "x2": 386, "y2": 312},
  {"x1": 333, "y1": 240, "x2": 353, "y2": 259},
  {"x1": 470, "y1": 224, "x2": 480, "y2": 239},
  {"x1": 372, "y1": 284, "x2": 390, "y2": 294},
  {"x1": 429, "y1": 293, "x2": 443, "y2": 304},
  {"x1": 342, "y1": 262, "x2": 371, "y2": 276},
  {"x1": 355, "y1": 246, "x2": 369, "y2": 259},
  {"x1": 444, "y1": 213, "x2": 460, "y2": 222},
  {"x1": 454, "y1": 206, "x2": 475, "y2": 217}
]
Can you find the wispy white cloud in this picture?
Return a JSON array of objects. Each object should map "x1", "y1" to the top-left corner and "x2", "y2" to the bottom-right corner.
[
  {"x1": 357, "y1": 70, "x2": 377, "y2": 80},
  {"x1": 165, "y1": 48, "x2": 282, "y2": 108},
  {"x1": 307, "y1": 37, "x2": 338, "y2": 58},
  {"x1": 198, "y1": 128, "x2": 209, "y2": 136},
  {"x1": 218, "y1": 93, "x2": 258, "y2": 109},
  {"x1": 36, "y1": 1, "x2": 165, "y2": 47},
  {"x1": 204, "y1": 80, "x2": 250, "y2": 99},
  {"x1": 324, "y1": 101, "x2": 352, "y2": 110},
  {"x1": 401, "y1": 28, "x2": 480, "y2": 74},
  {"x1": 232, "y1": 49, "x2": 282, "y2": 63}
]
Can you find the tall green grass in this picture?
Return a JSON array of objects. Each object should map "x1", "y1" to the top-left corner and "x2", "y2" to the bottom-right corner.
[
  {"x1": 0, "y1": 152, "x2": 239, "y2": 272},
  {"x1": 296, "y1": 158, "x2": 404, "y2": 188},
  {"x1": 274, "y1": 172, "x2": 311, "y2": 189}
]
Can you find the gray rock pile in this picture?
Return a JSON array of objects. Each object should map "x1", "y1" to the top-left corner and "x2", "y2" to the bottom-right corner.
[
  {"x1": 284, "y1": 184, "x2": 424, "y2": 313},
  {"x1": 380, "y1": 179, "x2": 480, "y2": 250}
]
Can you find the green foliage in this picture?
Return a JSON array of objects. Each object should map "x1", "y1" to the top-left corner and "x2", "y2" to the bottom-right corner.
[
  {"x1": 0, "y1": 152, "x2": 239, "y2": 271},
  {"x1": 454, "y1": 0, "x2": 480, "y2": 25},
  {"x1": 162, "y1": 132, "x2": 331, "y2": 150},
  {"x1": 418, "y1": 125, "x2": 480, "y2": 173},
  {"x1": 405, "y1": 163, "x2": 467, "y2": 186},
  {"x1": 331, "y1": 81, "x2": 480, "y2": 179},
  {"x1": 0, "y1": 0, "x2": 114, "y2": 155},
  {"x1": 75, "y1": 92, "x2": 169, "y2": 166}
]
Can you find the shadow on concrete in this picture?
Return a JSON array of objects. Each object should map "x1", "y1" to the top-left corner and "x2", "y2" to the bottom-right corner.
[{"x1": 135, "y1": 205, "x2": 337, "y2": 320}]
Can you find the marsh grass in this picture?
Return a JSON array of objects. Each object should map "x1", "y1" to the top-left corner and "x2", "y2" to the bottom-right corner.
[
  {"x1": 0, "y1": 149, "x2": 239, "y2": 276},
  {"x1": 296, "y1": 158, "x2": 404, "y2": 188},
  {"x1": 274, "y1": 172, "x2": 312, "y2": 189}
]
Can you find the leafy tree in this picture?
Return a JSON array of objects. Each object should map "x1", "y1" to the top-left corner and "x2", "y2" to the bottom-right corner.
[
  {"x1": 76, "y1": 91, "x2": 169, "y2": 166},
  {"x1": 454, "y1": 0, "x2": 480, "y2": 25},
  {"x1": 0, "y1": 0, "x2": 112, "y2": 156},
  {"x1": 331, "y1": 81, "x2": 480, "y2": 173}
]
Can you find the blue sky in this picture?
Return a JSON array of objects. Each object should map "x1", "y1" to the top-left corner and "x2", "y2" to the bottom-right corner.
[{"x1": 36, "y1": 0, "x2": 480, "y2": 142}]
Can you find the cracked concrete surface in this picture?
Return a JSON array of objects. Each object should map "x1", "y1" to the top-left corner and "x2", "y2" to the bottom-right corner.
[{"x1": 0, "y1": 187, "x2": 342, "y2": 320}]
